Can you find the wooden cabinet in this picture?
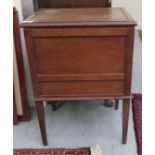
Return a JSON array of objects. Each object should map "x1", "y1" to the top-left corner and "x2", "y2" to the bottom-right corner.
[{"x1": 22, "y1": 7, "x2": 136, "y2": 145}]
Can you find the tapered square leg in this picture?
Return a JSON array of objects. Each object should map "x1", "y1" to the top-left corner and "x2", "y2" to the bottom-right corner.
[
  {"x1": 122, "y1": 99, "x2": 130, "y2": 144},
  {"x1": 35, "y1": 101, "x2": 48, "y2": 145},
  {"x1": 115, "y1": 99, "x2": 119, "y2": 110},
  {"x1": 52, "y1": 102, "x2": 57, "y2": 111}
]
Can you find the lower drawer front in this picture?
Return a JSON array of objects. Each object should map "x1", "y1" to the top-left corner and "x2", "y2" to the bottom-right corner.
[{"x1": 39, "y1": 81, "x2": 124, "y2": 97}]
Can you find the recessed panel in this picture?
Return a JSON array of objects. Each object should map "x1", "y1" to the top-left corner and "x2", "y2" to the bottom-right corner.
[
  {"x1": 33, "y1": 36, "x2": 126, "y2": 74},
  {"x1": 39, "y1": 81, "x2": 124, "y2": 96}
]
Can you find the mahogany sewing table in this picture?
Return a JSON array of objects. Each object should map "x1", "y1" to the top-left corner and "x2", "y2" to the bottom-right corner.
[{"x1": 21, "y1": 7, "x2": 136, "y2": 145}]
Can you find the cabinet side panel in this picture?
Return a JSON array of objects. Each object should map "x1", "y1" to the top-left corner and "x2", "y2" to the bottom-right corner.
[{"x1": 124, "y1": 28, "x2": 135, "y2": 95}]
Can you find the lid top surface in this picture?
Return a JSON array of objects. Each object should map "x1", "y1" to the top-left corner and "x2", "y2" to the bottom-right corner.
[{"x1": 22, "y1": 8, "x2": 136, "y2": 27}]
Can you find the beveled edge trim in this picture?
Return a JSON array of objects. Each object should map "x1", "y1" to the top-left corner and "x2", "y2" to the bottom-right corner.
[
  {"x1": 21, "y1": 21, "x2": 136, "y2": 28},
  {"x1": 25, "y1": 27, "x2": 129, "y2": 37},
  {"x1": 37, "y1": 73, "x2": 125, "y2": 82}
]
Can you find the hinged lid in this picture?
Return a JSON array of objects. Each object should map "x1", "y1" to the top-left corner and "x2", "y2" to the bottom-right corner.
[{"x1": 21, "y1": 8, "x2": 137, "y2": 28}]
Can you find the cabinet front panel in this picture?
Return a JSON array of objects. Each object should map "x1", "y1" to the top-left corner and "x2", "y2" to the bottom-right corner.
[
  {"x1": 24, "y1": 27, "x2": 132, "y2": 98},
  {"x1": 33, "y1": 36, "x2": 126, "y2": 74},
  {"x1": 39, "y1": 81, "x2": 124, "y2": 97}
]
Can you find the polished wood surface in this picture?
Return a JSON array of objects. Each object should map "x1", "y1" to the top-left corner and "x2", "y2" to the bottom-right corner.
[
  {"x1": 23, "y1": 26, "x2": 134, "y2": 100},
  {"x1": 36, "y1": 101, "x2": 48, "y2": 145},
  {"x1": 21, "y1": 8, "x2": 136, "y2": 27},
  {"x1": 36, "y1": 0, "x2": 111, "y2": 9},
  {"x1": 122, "y1": 99, "x2": 130, "y2": 144},
  {"x1": 22, "y1": 7, "x2": 136, "y2": 145}
]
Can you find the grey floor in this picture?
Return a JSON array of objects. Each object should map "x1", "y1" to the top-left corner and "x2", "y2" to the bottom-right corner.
[{"x1": 13, "y1": 32, "x2": 142, "y2": 155}]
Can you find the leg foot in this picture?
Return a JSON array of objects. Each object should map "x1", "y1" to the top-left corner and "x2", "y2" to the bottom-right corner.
[
  {"x1": 103, "y1": 100, "x2": 114, "y2": 107},
  {"x1": 122, "y1": 99, "x2": 130, "y2": 144},
  {"x1": 115, "y1": 99, "x2": 119, "y2": 110},
  {"x1": 36, "y1": 101, "x2": 48, "y2": 145}
]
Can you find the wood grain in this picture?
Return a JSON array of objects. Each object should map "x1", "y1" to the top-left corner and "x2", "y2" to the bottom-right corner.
[
  {"x1": 35, "y1": 101, "x2": 48, "y2": 145},
  {"x1": 21, "y1": 8, "x2": 136, "y2": 28},
  {"x1": 122, "y1": 99, "x2": 130, "y2": 144},
  {"x1": 24, "y1": 27, "x2": 134, "y2": 99}
]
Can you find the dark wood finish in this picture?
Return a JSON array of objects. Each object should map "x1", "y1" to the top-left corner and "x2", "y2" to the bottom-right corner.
[
  {"x1": 35, "y1": 101, "x2": 48, "y2": 145},
  {"x1": 22, "y1": 8, "x2": 136, "y2": 145},
  {"x1": 24, "y1": 26, "x2": 134, "y2": 100},
  {"x1": 35, "y1": 0, "x2": 111, "y2": 9},
  {"x1": 115, "y1": 99, "x2": 119, "y2": 110},
  {"x1": 13, "y1": 7, "x2": 30, "y2": 121},
  {"x1": 39, "y1": 81, "x2": 124, "y2": 96},
  {"x1": 13, "y1": 88, "x2": 18, "y2": 125},
  {"x1": 122, "y1": 99, "x2": 130, "y2": 144}
]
